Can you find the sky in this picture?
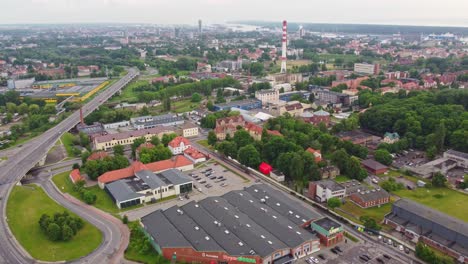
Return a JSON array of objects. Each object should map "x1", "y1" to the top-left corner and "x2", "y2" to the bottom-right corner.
[{"x1": 1, "y1": 0, "x2": 467, "y2": 27}]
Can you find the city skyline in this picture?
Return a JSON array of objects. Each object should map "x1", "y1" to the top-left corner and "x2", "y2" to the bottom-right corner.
[{"x1": 1, "y1": 0, "x2": 467, "y2": 27}]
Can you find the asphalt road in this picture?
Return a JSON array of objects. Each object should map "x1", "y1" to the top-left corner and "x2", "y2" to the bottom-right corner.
[{"x1": 0, "y1": 69, "x2": 138, "y2": 264}]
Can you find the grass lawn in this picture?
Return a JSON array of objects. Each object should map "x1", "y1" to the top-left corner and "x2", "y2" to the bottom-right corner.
[
  {"x1": 337, "y1": 197, "x2": 395, "y2": 224},
  {"x1": 125, "y1": 222, "x2": 169, "y2": 264},
  {"x1": 197, "y1": 139, "x2": 213, "y2": 150},
  {"x1": 6, "y1": 185, "x2": 102, "y2": 261},
  {"x1": 60, "y1": 132, "x2": 78, "y2": 157},
  {"x1": 110, "y1": 80, "x2": 149, "y2": 103},
  {"x1": 393, "y1": 187, "x2": 468, "y2": 222},
  {"x1": 334, "y1": 175, "x2": 351, "y2": 183}
]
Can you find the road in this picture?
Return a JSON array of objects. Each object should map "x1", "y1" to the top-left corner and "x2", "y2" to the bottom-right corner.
[{"x1": 0, "y1": 69, "x2": 138, "y2": 264}]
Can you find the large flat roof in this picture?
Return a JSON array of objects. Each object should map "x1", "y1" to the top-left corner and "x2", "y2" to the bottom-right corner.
[{"x1": 141, "y1": 184, "x2": 319, "y2": 258}]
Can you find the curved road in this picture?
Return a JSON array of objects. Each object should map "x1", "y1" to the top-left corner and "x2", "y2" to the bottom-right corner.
[{"x1": 0, "y1": 69, "x2": 138, "y2": 264}]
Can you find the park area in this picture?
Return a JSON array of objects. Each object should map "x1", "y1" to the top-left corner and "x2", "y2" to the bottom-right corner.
[{"x1": 6, "y1": 185, "x2": 102, "y2": 261}]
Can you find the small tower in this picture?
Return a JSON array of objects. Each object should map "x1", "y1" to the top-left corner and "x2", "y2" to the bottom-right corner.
[{"x1": 280, "y1": 20, "x2": 288, "y2": 73}]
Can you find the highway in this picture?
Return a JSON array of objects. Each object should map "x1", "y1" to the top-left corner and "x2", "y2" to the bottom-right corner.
[{"x1": 0, "y1": 69, "x2": 138, "y2": 264}]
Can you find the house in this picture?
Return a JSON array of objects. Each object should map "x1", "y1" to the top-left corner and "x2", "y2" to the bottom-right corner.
[
  {"x1": 385, "y1": 199, "x2": 468, "y2": 263},
  {"x1": 105, "y1": 169, "x2": 193, "y2": 209},
  {"x1": 320, "y1": 166, "x2": 340, "y2": 179},
  {"x1": 308, "y1": 180, "x2": 346, "y2": 202},
  {"x1": 180, "y1": 122, "x2": 199, "y2": 138},
  {"x1": 214, "y1": 115, "x2": 245, "y2": 140},
  {"x1": 97, "y1": 156, "x2": 194, "y2": 188},
  {"x1": 311, "y1": 217, "x2": 344, "y2": 247},
  {"x1": 383, "y1": 132, "x2": 400, "y2": 144},
  {"x1": 168, "y1": 136, "x2": 191, "y2": 155},
  {"x1": 361, "y1": 159, "x2": 388, "y2": 175},
  {"x1": 302, "y1": 110, "x2": 331, "y2": 127},
  {"x1": 183, "y1": 147, "x2": 207, "y2": 164},
  {"x1": 306, "y1": 148, "x2": 322, "y2": 162},
  {"x1": 349, "y1": 188, "x2": 390, "y2": 208},
  {"x1": 69, "y1": 169, "x2": 84, "y2": 184},
  {"x1": 244, "y1": 122, "x2": 282, "y2": 141},
  {"x1": 87, "y1": 151, "x2": 108, "y2": 161}
]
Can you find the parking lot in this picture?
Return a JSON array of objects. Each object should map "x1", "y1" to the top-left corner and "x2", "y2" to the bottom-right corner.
[
  {"x1": 189, "y1": 160, "x2": 250, "y2": 197},
  {"x1": 296, "y1": 241, "x2": 409, "y2": 264}
]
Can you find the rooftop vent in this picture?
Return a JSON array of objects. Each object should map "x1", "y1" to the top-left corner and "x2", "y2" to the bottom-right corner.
[
  {"x1": 249, "y1": 200, "x2": 253, "y2": 203},
  {"x1": 276, "y1": 203, "x2": 281, "y2": 206},
  {"x1": 261, "y1": 235, "x2": 265, "y2": 239},
  {"x1": 234, "y1": 215, "x2": 239, "y2": 219},
  {"x1": 288, "y1": 211, "x2": 293, "y2": 214},
  {"x1": 177, "y1": 209, "x2": 183, "y2": 215},
  {"x1": 238, "y1": 242, "x2": 244, "y2": 246},
  {"x1": 296, "y1": 231, "x2": 302, "y2": 235},
  {"x1": 224, "y1": 207, "x2": 228, "y2": 210},
  {"x1": 194, "y1": 226, "x2": 200, "y2": 230},
  {"x1": 246, "y1": 224, "x2": 251, "y2": 227},
  {"x1": 288, "y1": 226, "x2": 293, "y2": 229},
  {"x1": 195, "y1": 204, "x2": 199, "y2": 208},
  {"x1": 254, "y1": 189, "x2": 258, "y2": 192},
  {"x1": 239, "y1": 193, "x2": 244, "y2": 196},
  {"x1": 225, "y1": 230, "x2": 230, "y2": 234},
  {"x1": 267, "y1": 241, "x2": 273, "y2": 245},
  {"x1": 272, "y1": 215, "x2": 277, "y2": 219},
  {"x1": 260, "y1": 198, "x2": 266, "y2": 203},
  {"x1": 205, "y1": 236, "x2": 210, "y2": 241},
  {"x1": 214, "y1": 199, "x2": 219, "y2": 203}
]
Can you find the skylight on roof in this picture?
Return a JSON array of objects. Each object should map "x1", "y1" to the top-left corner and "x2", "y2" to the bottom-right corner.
[
  {"x1": 225, "y1": 230, "x2": 230, "y2": 234},
  {"x1": 246, "y1": 224, "x2": 251, "y2": 227},
  {"x1": 296, "y1": 231, "x2": 301, "y2": 235},
  {"x1": 205, "y1": 236, "x2": 210, "y2": 240},
  {"x1": 272, "y1": 215, "x2": 277, "y2": 219},
  {"x1": 238, "y1": 242, "x2": 244, "y2": 246},
  {"x1": 254, "y1": 189, "x2": 258, "y2": 192},
  {"x1": 288, "y1": 226, "x2": 292, "y2": 229},
  {"x1": 194, "y1": 226, "x2": 200, "y2": 230},
  {"x1": 295, "y1": 214, "x2": 300, "y2": 218},
  {"x1": 234, "y1": 215, "x2": 239, "y2": 219},
  {"x1": 276, "y1": 203, "x2": 280, "y2": 206},
  {"x1": 224, "y1": 207, "x2": 228, "y2": 210},
  {"x1": 267, "y1": 241, "x2": 273, "y2": 245},
  {"x1": 239, "y1": 193, "x2": 243, "y2": 196},
  {"x1": 195, "y1": 204, "x2": 199, "y2": 208},
  {"x1": 261, "y1": 235, "x2": 265, "y2": 239},
  {"x1": 214, "y1": 199, "x2": 219, "y2": 203}
]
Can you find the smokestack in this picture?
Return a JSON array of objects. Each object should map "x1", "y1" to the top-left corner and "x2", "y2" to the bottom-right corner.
[
  {"x1": 79, "y1": 106, "x2": 84, "y2": 125},
  {"x1": 280, "y1": 20, "x2": 287, "y2": 73}
]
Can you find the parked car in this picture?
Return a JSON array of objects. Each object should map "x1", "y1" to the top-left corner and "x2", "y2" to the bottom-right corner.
[
  {"x1": 362, "y1": 254, "x2": 371, "y2": 261},
  {"x1": 334, "y1": 246, "x2": 342, "y2": 253},
  {"x1": 359, "y1": 256, "x2": 369, "y2": 262},
  {"x1": 383, "y1": 254, "x2": 391, "y2": 260},
  {"x1": 330, "y1": 249, "x2": 338, "y2": 254},
  {"x1": 317, "y1": 254, "x2": 325, "y2": 260},
  {"x1": 376, "y1": 258, "x2": 385, "y2": 264}
]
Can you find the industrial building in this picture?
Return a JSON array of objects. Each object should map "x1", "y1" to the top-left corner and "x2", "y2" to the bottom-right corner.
[
  {"x1": 93, "y1": 126, "x2": 175, "y2": 150},
  {"x1": 213, "y1": 99, "x2": 262, "y2": 112},
  {"x1": 385, "y1": 199, "x2": 468, "y2": 263},
  {"x1": 141, "y1": 184, "x2": 342, "y2": 264},
  {"x1": 131, "y1": 114, "x2": 185, "y2": 130},
  {"x1": 308, "y1": 87, "x2": 357, "y2": 107},
  {"x1": 105, "y1": 169, "x2": 193, "y2": 209}
]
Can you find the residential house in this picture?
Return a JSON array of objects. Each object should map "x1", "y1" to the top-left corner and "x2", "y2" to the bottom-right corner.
[
  {"x1": 349, "y1": 188, "x2": 390, "y2": 208},
  {"x1": 168, "y1": 136, "x2": 191, "y2": 155},
  {"x1": 361, "y1": 159, "x2": 388, "y2": 175},
  {"x1": 383, "y1": 132, "x2": 400, "y2": 144}
]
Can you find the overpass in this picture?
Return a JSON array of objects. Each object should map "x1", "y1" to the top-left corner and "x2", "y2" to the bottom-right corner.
[{"x1": 0, "y1": 69, "x2": 138, "y2": 264}]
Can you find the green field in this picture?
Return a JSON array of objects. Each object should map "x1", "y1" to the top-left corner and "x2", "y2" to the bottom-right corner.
[
  {"x1": 60, "y1": 132, "x2": 78, "y2": 157},
  {"x1": 393, "y1": 187, "x2": 468, "y2": 222},
  {"x1": 6, "y1": 185, "x2": 102, "y2": 261},
  {"x1": 110, "y1": 80, "x2": 149, "y2": 103},
  {"x1": 337, "y1": 198, "x2": 394, "y2": 224},
  {"x1": 334, "y1": 175, "x2": 351, "y2": 183}
]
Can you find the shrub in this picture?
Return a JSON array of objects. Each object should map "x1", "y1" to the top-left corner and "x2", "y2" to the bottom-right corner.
[{"x1": 39, "y1": 212, "x2": 84, "y2": 242}]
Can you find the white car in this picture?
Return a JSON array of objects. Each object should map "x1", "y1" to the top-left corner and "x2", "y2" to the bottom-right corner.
[
  {"x1": 309, "y1": 257, "x2": 319, "y2": 263},
  {"x1": 398, "y1": 245, "x2": 404, "y2": 251}
]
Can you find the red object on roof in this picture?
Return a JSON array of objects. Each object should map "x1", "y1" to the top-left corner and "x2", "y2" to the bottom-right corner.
[
  {"x1": 306, "y1": 148, "x2": 322, "y2": 162},
  {"x1": 259, "y1": 162, "x2": 272, "y2": 175},
  {"x1": 69, "y1": 169, "x2": 84, "y2": 183},
  {"x1": 168, "y1": 136, "x2": 191, "y2": 148},
  {"x1": 98, "y1": 156, "x2": 193, "y2": 185},
  {"x1": 87, "y1": 151, "x2": 108, "y2": 161}
]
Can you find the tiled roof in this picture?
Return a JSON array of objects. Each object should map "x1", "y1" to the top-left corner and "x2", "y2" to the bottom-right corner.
[
  {"x1": 136, "y1": 142, "x2": 155, "y2": 153},
  {"x1": 145, "y1": 155, "x2": 193, "y2": 173},
  {"x1": 184, "y1": 147, "x2": 206, "y2": 160},
  {"x1": 168, "y1": 136, "x2": 191, "y2": 148},
  {"x1": 87, "y1": 151, "x2": 108, "y2": 161},
  {"x1": 70, "y1": 169, "x2": 83, "y2": 183}
]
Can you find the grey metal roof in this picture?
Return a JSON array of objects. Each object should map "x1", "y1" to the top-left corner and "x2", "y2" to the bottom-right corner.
[
  {"x1": 315, "y1": 180, "x2": 346, "y2": 192},
  {"x1": 199, "y1": 196, "x2": 287, "y2": 257},
  {"x1": 313, "y1": 217, "x2": 342, "y2": 230},
  {"x1": 389, "y1": 199, "x2": 468, "y2": 250},
  {"x1": 105, "y1": 180, "x2": 144, "y2": 202},
  {"x1": 244, "y1": 184, "x2": 321, "y2": 225},
  {"x1": 352, "y1": 188, "x2": 390, "y2": 202},
  {"x1": 163, "y1": 206, "x2": 224, "y2": 252},
  {"x1": 223, "y1": 190, "x2": 317, "y2": 248},
  {"x1": 135, "y1": 170, "x2": 166, "y2": 189},
  {"x1": 181, "y1": 201, "x2": 253, "y2": 256},
  {"x1": 445, "y1": 149, "x2": 468, "y2": 160},
  {"x1": 141, "y1": 210, "x2": 192, "y2": 248},
  {"x1": 158, "y1": 169, "x2": 193, "y2": 186},
  {"x1": 361, "y1": 159, "x2": 388, "y2": 170}
]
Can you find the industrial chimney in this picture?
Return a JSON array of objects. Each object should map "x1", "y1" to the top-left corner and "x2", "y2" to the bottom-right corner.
[{"x1": 280, "y1": 20, "x2": 288, "y2": 73}]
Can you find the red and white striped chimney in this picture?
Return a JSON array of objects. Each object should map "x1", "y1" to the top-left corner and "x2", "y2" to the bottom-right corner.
[{"x1": 280, "y1": 20, "x2": 287, "y2": 73}]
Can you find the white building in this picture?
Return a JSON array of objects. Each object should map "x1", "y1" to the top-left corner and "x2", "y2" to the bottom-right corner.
[
  {"x1": 308, "y1": 180, "x2": 346, "y2": 202},
  {"x1": 168, "y1": 136, "x2": 191, "y2": 155},
  {"x1": 354, "y1": 63, "x2": 379, "y2": 75},
  {"x1": 103, "y1": 121, "x2": 130, "y2": 130},
  {"x1": 181, "y1": 122, "x2": 199, "y2": 138},
  {"x1": 255, "y1": 89, "x2": 280, "y2": 105}
]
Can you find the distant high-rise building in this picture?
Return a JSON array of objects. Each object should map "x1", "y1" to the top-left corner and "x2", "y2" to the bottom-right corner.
[
  {"x1": 299, "y1": 25, "x2": 305, "y2": 38},
  {"x1": 198, "y1": 19, "x2": 202, "y2": 35},
  {"x1": 280, "y1": 20, "x2": 288, "y2": 74}
]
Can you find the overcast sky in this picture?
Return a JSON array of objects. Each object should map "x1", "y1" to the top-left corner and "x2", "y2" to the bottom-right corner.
[{"x1": 1, "y1": 0, "x2": 467, "y2": 27}]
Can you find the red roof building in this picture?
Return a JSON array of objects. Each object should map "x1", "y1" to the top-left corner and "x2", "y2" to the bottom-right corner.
[
  {"x1": 87, "y1": 151, "x2": 109, "y2": 161},
  {"x1": 98, "y1": 156, "x2": 194, "y2": 188},
  {"x1": 69, "y1": 169, "x2": 84, "y2": 184},
  {"x1": 168, "y1": 136, "x2": 191, "y2": 155},
  {"x1": 306, "y1": 148, "x2": 322, "y2": 162},
  {"x1": 183, "y1": 147, "x2": 207, "y2": 164},
  {"x1": 259, "y1": 162, "x2": 272, "y2": 175}
]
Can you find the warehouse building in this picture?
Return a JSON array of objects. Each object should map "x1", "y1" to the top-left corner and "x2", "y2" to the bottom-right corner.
[
  {"x1": 141, "y1": 184, "x2": 323, "y2": 264},
  {"x1": 131, "y1": 114, "x2": 185, "y2": 130},
  {"x1": 385, "y1": 199, "x2": 468, "y2": 263}
]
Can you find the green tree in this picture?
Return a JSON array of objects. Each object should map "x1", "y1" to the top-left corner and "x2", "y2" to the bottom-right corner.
[
  {"x1": 122, "y1": 215, "x2": 129, "y2": 224},
  {"x1": 208, "y1": 131, "x2": 217, "y2": 146},
  {"x1": 360, "y1": 216, "x2": 381, "y2": 231},
  {"x1": 83, "y1": 191, "x2": 97, "y2": 204},
  {"x1": 327, "y1": 197, "x2": 342, "y2": 209},
  {"x1": 191, "y1": 93, "x2": 202, "y2": 102},
  {"x1": 347, "y1": 157, "x2": 367, "y2": 181},
  {"x1": 432, "y1": 172, "x2": 447, "y2": 187},
  {"x1": 233, "y1": 129, "x2": 254, "y2": 149},
  {"x1": 161, "y1": 133, "x2": 177, "y2": 146},
  {"x1": 237, "y1": 144, "x2": 261, "y2": 168},
  {"x1": 206, "y1": 100, "x2": 214, "y2": 111},
  {"x1": 46, "y1": 223, "x2": 61, "y2": 241},
  {"x1": 374, "y1": 149, "x2": 393, "y2": 166},
  {"x1": 216, "y1": 141, "x2": 237, "y2": 158},
  {"x1": 61, "y1": 224, "x2": 74, "y2": 241},
  {"x1": 113, "y1": 144, "x2": 124, "y2": 156},
  {"x1": 17, "y1": 103, "x2": 29, "y2": 115}
]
